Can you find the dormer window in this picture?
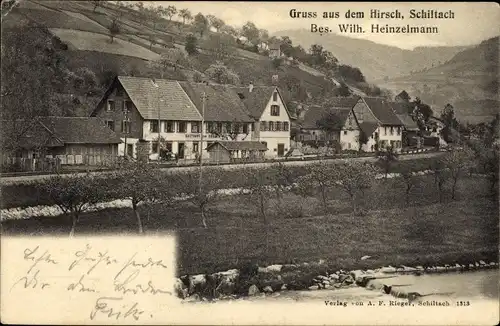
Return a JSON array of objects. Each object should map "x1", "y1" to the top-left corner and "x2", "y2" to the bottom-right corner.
[{"x1": 273, "y1": 91, "x2": 278, "y2": 102}]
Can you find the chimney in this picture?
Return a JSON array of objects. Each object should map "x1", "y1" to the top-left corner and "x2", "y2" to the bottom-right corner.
[{"x1": 248, "y1": 82, "x2": 254, "y2": 93}]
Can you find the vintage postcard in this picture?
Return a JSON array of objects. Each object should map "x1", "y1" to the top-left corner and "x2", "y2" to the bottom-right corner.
[{"x1": 1, "y1": 0, "x2": 498, "y2": 325}]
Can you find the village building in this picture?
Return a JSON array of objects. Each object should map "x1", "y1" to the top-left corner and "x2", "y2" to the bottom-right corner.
[
  {"x1": 352, "y1": 97, "x2": 404, "y2": 152},
  {"x1": 391, "y1": 102, "x2": 420, "y2": 147},
  {"x1": 1, "y1": 117, "x2": 121, "y2": 167},
  {"x1": 298, "y1": 97, "x2": 361, "y2": 151},
  {"x1": 233, "y1": 84, "x2": 293, "y2": 158},
  {"x1": 91, "y1": 77, "x2": 291, "y2": 161},
  {"x1": 268, "y1": 42, "x2": 282, "y2": 58},
  {"x1": 206, "y1": 141, "x2": 267, "y2": 164}
]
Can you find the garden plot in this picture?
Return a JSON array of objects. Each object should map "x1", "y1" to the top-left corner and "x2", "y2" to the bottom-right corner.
[{"x1": 49, "y1": 28, "x2": 160, "y2": 61}]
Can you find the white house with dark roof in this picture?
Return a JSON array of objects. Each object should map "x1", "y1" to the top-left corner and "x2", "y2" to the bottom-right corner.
[
  {"x1": 298, "y1": 97, "x2": 360, "y2": 150},
  {"x1": 92, "y1": 77, "x2": 260, "y2": 160},
  {"x1": 352, "y1": 97, "x2": 404, "y2": 152},
  {"x1": 233, "y1": 84, "x2": 292, "y2": 158}
]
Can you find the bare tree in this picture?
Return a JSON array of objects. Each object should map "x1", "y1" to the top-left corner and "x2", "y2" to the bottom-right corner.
[
  {"x1": 204, "y1": 34, "x2": 236, "y2": 61},
  {"x1": 242, "y1": 167, "x2": 274, "y2": 223},
  {"x1": 398, "y1": 162, "x2": 419, "y2": 205},
  {"x1": 441, "y1": 146, "x2": 474, "y2": 200},
  {"x1": 429, "y1": 159, "x2": 450, "y2": 203},
  {"x1": 377, "y1": 146, "x2": 398, "y2": 178},
  {"x1": 296, "y1": 162, "x2": 335, "y2": 213},
  {"x1": 108, "y1": 18, "x2": 120, "y2": 43},
  {"x1": 332, "y1": 161, "x2": 378, "y2": 215},
  {"x1": 273, "y1": 162, "x2": 293, "y2": 203},
  {"x1": 111, "y1": 161, "x2": 175, "y2": 234},
  {"x1": 174, "y1": 167, "x2": 222, "y2": 228},
  {"x1": 40, "y1": 174, "x2": 107, "y2": 237}
]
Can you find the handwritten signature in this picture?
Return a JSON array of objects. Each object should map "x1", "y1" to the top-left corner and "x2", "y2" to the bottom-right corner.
[{"x1": 89, "y1": 297, "x2": 145, "y2": 321}]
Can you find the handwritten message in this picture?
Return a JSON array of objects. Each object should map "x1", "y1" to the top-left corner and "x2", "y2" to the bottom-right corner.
[{"x1": 1, "y1": 236, "x2": 177, "y2": 325}]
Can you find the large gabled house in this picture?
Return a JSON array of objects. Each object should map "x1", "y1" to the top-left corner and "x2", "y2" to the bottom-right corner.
[
  {"x1": 91, "y1": 76, "x2": 256, "y2": 160},
  {"x1": 91, "y1": 77, "x2": 292, "y2": 160},
  {"x1": 298, "y1": 97, "x2": 361, "y2": 151},
  {"x1": 233, "y1": 84, "x2": 293, "y2": 158},
  {"x1": 352, "y1": 97, "x2": 404, "y2": 152}
]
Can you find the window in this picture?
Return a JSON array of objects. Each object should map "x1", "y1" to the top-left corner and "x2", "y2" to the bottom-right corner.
[
  {"x1": 216, "y1": 122, "x2": 223, "y2": 133},
  {"x1": 260, "y1": 121, "x2": 267, "y2": 131},
  {"x1": 243, "y1": 124, "x2": 249, "y2": 134},
  {"x1": 397, "y1": 127, "x2": 401, "y2": 135},
  {"x1": 123, "y1": 100, "x2": 133, "y2": 113},
  {"x1": 276, "y1": 121, "x2": 282, "y2": 131},
  {"x1": 269, "y1": 121, "x2": 275, "y2": 131},
  {"x1": 343, "y1": 130, "x2": 348, "y2": 135},
  {"x1": 105, "y1": 120, "x2": 114, "y2": 131},
  {"x1": 390, "y1": 126, "x2": 394, "y2": 135},
  {"x1": 384, "y1": 127, "x2": 387, "y2": 135},
  {"x1": 271, "y1": 105, "x2": 280, "y2": 116},
  {"x1": 121, "y1": 120, "x2": 131, "y2": 133},
  {"x1": 224, "y1": 122, "x2": 231, "y2": 133},
  {"x1": 273, "y1": 91, "x2": 278, "y2": 102},
  {"x1": 166, "y1": 121, "x2": 174, "y2": 133},
  {"x1": 178, "y1": 121, "x2": 186, "y2": 133},
  {"x1": 192, "y1": 141, "x2": 199, "y2": 153},
  {"x1": 106, "y1": 100, "x2": 115, "y2": 112},
  {"x1": 191, "y1": 122, "x2": 200, "y2": 133},
  {"x1": 150, "y1": 120, "x2": 159, "y2": 133},
  {"x1": 284, "y1": 122, "x2": 289, "y2": 131},
  {"x1": 152, "y1": 142, "x2": 158, "y2": 153}
]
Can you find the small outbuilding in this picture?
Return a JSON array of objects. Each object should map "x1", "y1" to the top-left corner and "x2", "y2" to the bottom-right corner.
[{"x1": 206, "y1": 141, "x2": 268, "y2": 164}]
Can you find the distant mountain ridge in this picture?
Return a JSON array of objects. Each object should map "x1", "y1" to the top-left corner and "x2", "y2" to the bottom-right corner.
[
  {"x1": 274, "y1": 29, "x2": 470, "y2": 81},
  {"x1": 378, "y1": 36, "x2": 499, "y2": 123}
]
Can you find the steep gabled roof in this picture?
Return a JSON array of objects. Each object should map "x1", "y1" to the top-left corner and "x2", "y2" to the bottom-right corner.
[
  {"x1": 206, "y1": 141, "x2": 267, "y2": 151},
  {"x1": 1, "y1": 117, "x2": 121, "y2": 149},
  {"x1": 117, "y1": 76, "x2": 202, "y2": 121},
  {"x1": 300, "y1": 96, "x2": 359, "y2": 130},
  {"x1": 38, "y1": 117, "x2": 122, "y2": 144},
  {"x1": 358, "y1": 121, "x2": 378, "y2": 137},
  {"x1": 396, "y1": 114, "x2": 419, "y2": 131},
  {"x1": 325, "y1": 96, "x2": 360, "y2": 109},
  {"x1": 0, "y1": 119, "x2": 64, "y2": 150},
  {"x1": 232, "y1": 86, "x2": 277, "y2": 120},
  {"x1": 362, "y1": 97, "x2": 403, "y2": 125},
  {"x1": 301, "y1": 106, "x2": 351, "y2": 129},
  {"x1": 179, "y1": 82, "x2": 254, "y2": 122},
  {"x1": 390, "y1": 102, "x2": 414, "y2": 115}
]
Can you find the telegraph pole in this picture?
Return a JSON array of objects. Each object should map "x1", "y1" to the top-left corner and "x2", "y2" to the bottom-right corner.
[
  {"x1": 199, "y1": 91, "x2": 206, "y2": 192},
  {"x1": 157, "y1": 85, "x2": 161, "y2": 163}
]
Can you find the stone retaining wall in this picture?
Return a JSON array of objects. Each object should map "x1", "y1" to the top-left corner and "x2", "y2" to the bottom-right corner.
[{"x1": 174, "y1": 260, "x2": 499, "y2": 302}]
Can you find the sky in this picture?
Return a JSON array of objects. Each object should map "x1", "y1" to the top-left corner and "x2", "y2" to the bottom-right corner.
[{"x1": 143, "y1": 1, "x2": 499, "y2": 50}]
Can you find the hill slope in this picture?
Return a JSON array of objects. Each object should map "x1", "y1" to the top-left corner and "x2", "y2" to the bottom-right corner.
[
  {"x1": 2, "y1": 0, "x2": 344, "y2": 118},
  {"x1": 377, "y1": 36, "x2": 499, "y2": 123},
  {"x1": 274, "y1": 29, "x2": 468, "y2": 82}
]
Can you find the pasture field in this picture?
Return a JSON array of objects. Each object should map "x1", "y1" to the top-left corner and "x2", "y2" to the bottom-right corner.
[
  {"x1": 49, "y1": 28, "x2": 161, "y2": 61},
  {"x1": 1, "y1": 175, "x2": 497, "y2": 276}
]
